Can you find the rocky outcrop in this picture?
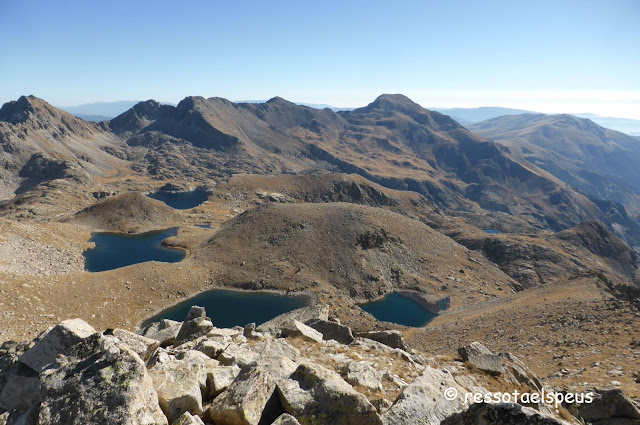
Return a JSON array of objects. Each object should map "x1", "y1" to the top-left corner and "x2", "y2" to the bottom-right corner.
[
  {"x1": 139, "y1": 319, "x2": 182, "y2": 347},
  {"x1": 277, "y1": 362, "x2": 383, "y2": 425},
  {"x1": 566, "y1": 388, "x2": 640, "y2": 424},
  {"x1": 356, "y1": 330, "x2": 409, "y2": 351},
  {"x1": 279, "y1": 320, "x2": 324, "y2": 343},
  {"x1": 175, "y1": 306, "x2": 215, "y2": 345},
  {"x1": 38, "y1": 333, "x2": 167, "y2": 425},
  {"x1": 19, "y1": 318, "x2": 96, "y2": 372},
  {"x1": 382, "y1": 366, "x2": 473, "y2": 425},
  {"x1": 441, "y1": 403, "x2": 565, "y2": 425},
  {"x1": 458, "y1": 342, "x2": 504, "y2": 375},
  {"x1": 256, "y1": 305, "x2": 329, "y2": 335},
  {"x1": 0, "y1": 307, "x2": 630, "y2": 425},
  {"x1": 306, "y1": 319, "x2": 355, "y2": 345}
]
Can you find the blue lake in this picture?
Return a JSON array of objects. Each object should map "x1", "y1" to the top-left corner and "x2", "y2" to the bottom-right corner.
[
  {"x1": 84, "y1": 228, "x2": 185, "y2": 272},
  {"x1": 142, "y1": 289, "x2": 310, "y2": 328},
  {"x1": 483, "y1": 229, "x2": 503, "y2": 234},
  {"x1": 147, "y1": 190, "x2": 209, "y2": 210},
  {"x1": 359, "y1": 292, "x2": 438, "y2": 327}
]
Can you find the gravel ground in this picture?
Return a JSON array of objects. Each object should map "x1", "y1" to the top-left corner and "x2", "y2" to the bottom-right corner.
[{"x1": 0, "y1": 219, "x2": 87, "y2": 276}]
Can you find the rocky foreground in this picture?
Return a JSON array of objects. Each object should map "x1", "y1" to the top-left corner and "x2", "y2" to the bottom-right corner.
[{"x1": 1, "y1": 305, "x2": 638, "y2": 425}]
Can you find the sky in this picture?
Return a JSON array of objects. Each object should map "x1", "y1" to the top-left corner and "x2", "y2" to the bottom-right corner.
[{"x1": 1, "y1": 0, "x2": 639, "y2": 118}]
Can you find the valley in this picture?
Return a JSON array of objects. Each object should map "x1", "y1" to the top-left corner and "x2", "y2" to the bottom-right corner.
[{"x1": 0, "y1": 93, "x2": 639, "y2": 423}]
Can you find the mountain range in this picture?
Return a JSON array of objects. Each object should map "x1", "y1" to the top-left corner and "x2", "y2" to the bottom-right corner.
[
  {"x1": 57, "y1": 100, "x2": 640, "y2": 136},
  {"x1": 3, "y1": 93, "x2": 640, "y2": 251}
]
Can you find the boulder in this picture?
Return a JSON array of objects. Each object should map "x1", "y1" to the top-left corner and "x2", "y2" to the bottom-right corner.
[
  {"x1": 112, "y1": 329, "x2": 160, "y2": 362},
  {"x1": 19, "y1": 319, "x2": 96, "y2": 372},
  {"x1": 140, "y1": 319, "x2": 182, "y2": 347},
  {"x1": 184, "y1": 306, "x2": 207, "y2": 322},
  {"x1": 0, "y1": 372, "x2": 39, "y2": 411},
  {"x1": 277, "y1": 362, "x2": 383, "y2": 425},
  {"x1": 356, "y1": 330, "x2": 408, "y2": 351},
  {"x1": 458, "y1": 342, "x2": 503, "y2": 375},
  {"x1": 243, "y1": 323, "x2": 256, "y2": 338},
  {"x1": 207, "y1": 364, "x2": 283, "y2": 425},
  {"x1": 255, "y1": 339, "x2": 300, "y2": 363},
  {"x1": 216, "y1": 344, "x2": 259, "y2": 368},
  {"x1": 207, "y1": 365, "x2": 241, "y2": 398},
  {"x1": 343, "y1": 361, "x2": 382, "y2": 391},
  {"x1": 280, "y1": 320, "x2": 324, "y2": 343},
  {"x1": 37, "y1": 334, "x2": 167, "y2": 425},
  {"x1": 382, "y1": 366, "x2": 471, "y2": 425},
  {"x1": 272, "y1": 413, "x2": 301, "y2": 425},
  {"x1": 148, "y1": 350, "x2": 219, "y2": 422},
  {"x1": 568, "y1": 388, "x2": 640, "y2": 423},
  {"x1": 500, "y1": 352, "x2": 542, "y2": 391},
  {"x1": 256, "y1": 305, "x2": 329, "y2": 335},
  {"x1": 441, "y1": 403, "x2": 565, "y2": 425},
  {"x1": 306, "y1": 319, "x2": 355, "y2": 344},
  {"x1": 173, "y1": 412, "x2": 205, "y2": 425}
]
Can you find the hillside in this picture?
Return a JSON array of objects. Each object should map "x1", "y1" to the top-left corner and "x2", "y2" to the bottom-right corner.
[
  {"x1": 0, "y1": 96, "x2": 126, "y2": 201},
  {"x1": 468, "y1": 114, "x2": 640, "y2": 216},
  {"x1": 69, "y1": 192, "x2": 184, "y2": 233},
  {"x1": 192, "y1": 202, "x2": 517, "y2": 311}
]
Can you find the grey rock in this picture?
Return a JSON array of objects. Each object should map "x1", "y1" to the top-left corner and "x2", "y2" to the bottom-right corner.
[
  {"x1": 256, "y1": 305, "x2": 329, "y2": 335},
  {"x1": 569, "y1": 388, "x2": 640, "y2": 423},
  {"x1": 343, "y1": 361, "x2": 382, "y2": 391},
  {"x1": 243, "y1": 323, "x2": 256, "y2": 338},
  {"x1": 112, "y1": 329, "x2": 160, "y2": 362},
  {"x1": 140, "y1": 319, "x2": 182, "y2": 347},
  {"x1": 356, "y1": 330, "x2": 408, "y2": 351},
  {"x1": 173, "y1": 412, "x2": 205, "y2": 425},
  {"x1": 277, "y1": 362, "x2": 383, "y2": 425},
  {"x1": 37, "y1": 334, "x2": 167, "y2": 425},
  {"x1": 0, "y1": 373, "x2": 39, "y2": 411},
  {"x1": 280, "y1": 320, "x2": 324, "y2": 343},
  {"x1": 207, "y1": 363, "x2": 282, "y2": 425},
  {"x1": 148, "y1": 350, "x2": 219, "y2": 422},
  {"x1": 272, "y1": 413, "x2": 301, "y2": 425},
  {"x1": 184, "y1": 306, "x2": 207, "y2": 322},
  {"x1": 500, "y1": 352, "x2": 542, "y2": 391},
  {"x1": 207, "y1": 365, "x2": 241, "y2": 398},
  {"x1": 19, "y1": 319, "x2": 96, "y2": 372},
  {"x1": 441, "y1": 403, "x2": 565, "y2": 424},
  {"x1": 194, "y1": 339, "x2": 228, "y2": 360},
  {"x1": 305, "y1": 319, "x2": 355, "y2": 344},
  {"x1": 458, "y1": 342, "x2": 503, "y2": 375},
  {"x1": 175, "y1": 319, "x2": 214, "y2": 346},
  {"x1": 382, "y1": 366, "x2": 472, "y2": 425},
  {"x1": 216, "y1": 344, "x2": 259, "y2": 368}
]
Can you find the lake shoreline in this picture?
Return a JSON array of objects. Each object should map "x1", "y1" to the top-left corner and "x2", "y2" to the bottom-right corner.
[{"x1": 138, "y1": 285, "x2": 317, "y2": 329}]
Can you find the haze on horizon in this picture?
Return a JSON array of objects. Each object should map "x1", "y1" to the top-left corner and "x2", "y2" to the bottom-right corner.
[{"x1": 1, "y1": 0, "x2": 639, "y2": 119}]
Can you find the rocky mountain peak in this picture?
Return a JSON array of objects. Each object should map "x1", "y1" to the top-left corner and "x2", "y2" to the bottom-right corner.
[
  {"x1": 0, "y1": 95, "x2": 64, "y2": 124},
  {"x1": 176, "y1": 96, "x2": 208, "y2": 111},
  {"x1": 265, "y1": 96, "x2": 295, "y2": 106}
]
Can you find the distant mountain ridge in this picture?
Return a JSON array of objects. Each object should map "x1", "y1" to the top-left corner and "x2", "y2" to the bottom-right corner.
[
  {"x1": 55, "y1": 100, "x2": 640, "y2": 135},
  {"x1": 433, "y1": 107, "x2": 533, "y2": 124},
  {"x1": 469, "y1": 113, "x2": 640, "y2": 216},
  {"x1": 434, "y1": 107, "x2": 640, "y2": 136},
  {"x1": 3, "y1": 93, "x2": 640, "y2": 249}
]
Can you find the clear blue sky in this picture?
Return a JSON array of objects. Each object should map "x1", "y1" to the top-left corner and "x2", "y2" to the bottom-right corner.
[{"x1": 1, "y1": 0, "x2": 639, "y2": 118}]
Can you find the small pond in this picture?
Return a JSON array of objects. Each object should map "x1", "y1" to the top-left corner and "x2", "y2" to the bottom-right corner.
[
  {"x1": 84, "y1": 228, "x2": 185, "y2": 272},
  {"x1": 147, "y1": 190, "x2": 209, "y2": 210},
  {"x1": 483, "y1": 229, "x2": 503, "y2": 234},
  {"x1": 359, "y1": 292, "x2": 439, "y2": 327},
  {"x1": 142, "y1": 289, "x2": 310, "y2": 328}
]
